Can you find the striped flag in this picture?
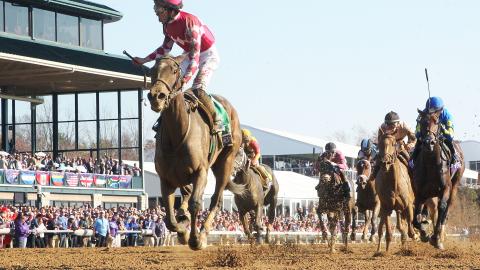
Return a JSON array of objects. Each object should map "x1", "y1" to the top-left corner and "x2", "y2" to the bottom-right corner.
[
  {"x1": 79, "y1": 173, "x2": 94, "y2": 187},
  {"x1": 65, "y1": 172, "x2": 79, "y2": 187},
  {"x1": 51, "y1": 171, "x2": 64, "y2": 186},
  {"x1": 20, "y1": 171, "x2": 36, "y2": 185},
  {"x1": 36, "y1": 171, "x2": 50, "y2": 185},
  {"x1": 94, "y1": 174, "x2": 106, "y2": 187},
  {"x1": 107, "y1": 175, "x2": 119, "y2": 188},
  {"x1": 5, "y1": 170, "x2": 20, "y2": 184},
  {"x1": 119, "y1": 175, "x2": 132, "y2": 189}
]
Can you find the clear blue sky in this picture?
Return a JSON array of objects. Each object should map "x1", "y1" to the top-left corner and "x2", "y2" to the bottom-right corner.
[{"x1": 96, "y1": 0, "x2": 480, "y2": 144}]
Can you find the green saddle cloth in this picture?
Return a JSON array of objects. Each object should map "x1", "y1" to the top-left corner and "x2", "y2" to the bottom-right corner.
[{"x1": 211, "y1": 96, "x2": 231, "y2": 134}]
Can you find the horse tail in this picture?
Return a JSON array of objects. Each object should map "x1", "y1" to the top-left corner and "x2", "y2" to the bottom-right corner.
[{"x1": 226, "y1": 180, "x2": 247, "y2": 197}]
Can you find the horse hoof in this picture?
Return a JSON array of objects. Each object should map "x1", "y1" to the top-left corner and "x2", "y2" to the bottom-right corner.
[
  {"x1": 177, "y1": 232, "x2": 190, "y2": 245},
  {"x1": 437, "y1": 243, "x2": 445, "y2": 250},
  {"x1": 350, "y1": 233, "x2": 356, "y2": 242},
  {"x1": 420, "y1": 232, "x2": 430, "y2": 243}
]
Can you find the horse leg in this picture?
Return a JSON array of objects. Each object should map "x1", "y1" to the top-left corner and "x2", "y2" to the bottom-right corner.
[
  {"x1": 265, "y1": 194, "x2": 277, "y2": 244},
  {"x1": 177, "y1": 185, "x2": 192, "y2": 222},
  {"x1": 161, "y1": 181, "x2": 189, "y2": 245},
  {"x1": 253, "y1": 204, "x2": 264, "y2": 244},
  {"x1": 370, "y1": 202, "x2": 380, "y2": 242},
  {"x1": 350, "y1": 205, "x2": 357, "y2": 242},
  {"x1": 414, "y1": 197, "x2": 429, "y2": 242},
  {"x1": 239, "y1": 211, "x2": 252, "y2": 240},
  {"x1": 188, "y1": 168, "x2": 209, "y2": 250},
  {"x1": 376, "y1": 212, "x2": 385, "y2": 253},
  {"x1": 363, "y1": 210, "x2": 371, "y2": 241},
  {"x1": 385, "y1": 213, "x2": 392, "y2": 253},
  {"x1": 327, "y1": 212, "x2": 338, "y2": 253},
  {"x1": 431, "y1": 186, "x2": 452, "y2": 250},
  {"x1": 317, "y1": 209, "x2": 328, "y2": 242},
  {"x1": 406, "y1": 202, "x2": 418, "y2": 241},
  {"x1": 397, "y1": 210, "x2": 407, "y2": 248},
  {"x1": 343, "y1": 204, "x2": 352, "y2": 248}
]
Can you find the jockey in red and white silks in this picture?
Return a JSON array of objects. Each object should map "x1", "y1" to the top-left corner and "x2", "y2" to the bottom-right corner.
[{"x1": 135, "y1": 1, "x2": 219, "y2": 90}]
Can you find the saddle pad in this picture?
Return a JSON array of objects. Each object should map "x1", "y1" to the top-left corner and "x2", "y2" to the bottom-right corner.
[{"x1": 211, "y1": 96, "x2": 231, "y2": 133}]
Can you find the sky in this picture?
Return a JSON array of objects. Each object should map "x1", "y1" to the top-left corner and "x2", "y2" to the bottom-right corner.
[{"x1": 95, "y1": 0, "x2": 480, "y2": 144}]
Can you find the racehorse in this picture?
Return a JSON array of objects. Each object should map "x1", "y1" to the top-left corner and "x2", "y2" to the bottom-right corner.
[
  {"x1": 148, "y1": 55, "x2": 245, "y2": 250},
  {"x1": 375, "y1": 132, "x2": 417, "y2": 253},
  {"x1": 315, "y1": 158, "x2": 355, "y2": 253},
  {"x1": 355, "y1": 159, "x2": 380, "y2": 242},
  {"x1": 412, "y1": 109, "x2": 465, "y2": 250},
  {"x1": 232, "y1": 150, "x2": 279, "y2": 243}
]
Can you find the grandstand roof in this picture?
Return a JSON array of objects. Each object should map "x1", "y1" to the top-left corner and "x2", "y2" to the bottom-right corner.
[{"x1": 242, "y1": 125, "x2": 360, "y2": 158}]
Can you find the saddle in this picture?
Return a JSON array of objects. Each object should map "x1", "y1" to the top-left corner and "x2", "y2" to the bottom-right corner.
[{"x1": 248, "y1": 162, "x2": 272, "y2": 192}]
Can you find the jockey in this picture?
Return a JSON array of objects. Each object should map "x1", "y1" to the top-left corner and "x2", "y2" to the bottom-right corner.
[
  {"x1": 410, "y1": 96, "x2": 459, "y2": 168},
  {"x1": 241, "y1": 129, "x2": 272, "y2": 189},
  {"x1": 134, "y1": 0, "x2": 229, "y2": 144},
  {"x1": 357, "y1": 138, "x2": 377, "y2": 162},
  {"x1": 319, "y1": 142, "x2": 351, "y2": 199},
  {"x1": 369, "y1": 111, "x2": 416, "y2": 181}
]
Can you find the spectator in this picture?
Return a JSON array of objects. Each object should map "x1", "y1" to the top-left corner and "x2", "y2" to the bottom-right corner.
[
  {"x1": 34, "y1": 215, "x2": 47, "y2": 248},
  {"x1": 107, "y1": 214, "x2": 119, "y2": 248},
  {"x1": 14, "y1": 213, "x2": 30, "y2": 248},
  {"x1": 93, "y1": 211, "x2": 109, "y2": 247},
  {"x1": 0, "y1": 207, "x2": 10, "y2": 248},
  {"x1": 126, "y1": 216, "x2": 140, "y2": 247}
]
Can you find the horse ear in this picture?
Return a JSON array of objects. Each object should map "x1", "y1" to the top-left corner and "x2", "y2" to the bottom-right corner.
[
  {"x1": 174, "y1": 54, "x2": 187, "y2": 64},
  {"x1": 417, "y1": 108, "x2": 424, "y2": 115}
]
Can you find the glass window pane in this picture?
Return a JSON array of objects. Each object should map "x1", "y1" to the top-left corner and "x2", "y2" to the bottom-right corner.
[
  {"x1": 33, "y1": 8, "x2": 55, "y2": 41},
  {"x1": 100, "y1": 149, "x2": 118, "y2": 160},
  {"x1": 4, "y1": 2, "x2": 29, "y2": 36},
  {"x1": 15, "y1": 124, "x2": 31, "y2": 152},
  {"x1": 57, "y1": 13, "x2": 79, "y2": 46},
  {"x1": 7, "y1": 100, "x2": 12, "y2": 124},
  {"x1": 78, "y1": 121, "x2": 96, "y2": 149},
  {"x1": 14, "y1": 100, "x2": 30, "y2": 123},
  {"x1": 58, "y1": 94, "x2": 75, "y2": 121},
  {"x1": 36, "y1": 123, "x2": 53, "y2": 152},
  {"x1": 36, "y1": 96, "x2": 52, "y2": 123},
  {"x1": 78, "y1": 93, "x2": 96, "y2": 120},
  {"x1": 121, "y1": 119, "x2": 138, "y2": 147},
  {"x1": 121, "y1": 148, "x2": 139, "y2": 162},
  {"x1": 0, "y1": 2, "x2": 4, "y2": 32},
  {"x1": 121, "y1": 91, "x2": 139, "y2": 118},
  {"x1": 58, "y1": 122, "x2": 75, "y2": 150},
  {"x1": 99, "y1": 92, "x2": 117, "y2": 119},
  {"x1": 99, "y1": 120, "x2": 118, "y2": 148},
  {"x1": 80, "y1": 18, "x2": 102, "y2": 50}
]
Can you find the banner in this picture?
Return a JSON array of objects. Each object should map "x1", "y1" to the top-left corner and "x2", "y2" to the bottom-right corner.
[
  {"x1": 36, "y1": 171, "x2": 50, "y2": 186},
  {"x1": 94, "y1": 174, "x2": 106, "y2": 187},
  {"x1": 119, "y1": 175, "x2": 132, "y2": 189},
  {"x1": 51, "y1": 171, "x2": 64, "y2": 186},
  {"x1": 5, "y1": 170, "x2": 20, "y2": 184},
  {"x1": 79, "y1": 173, "x2": 94, "y2": 187},
  {"x1": 106, "y1": 175, "x2": 119, "y2": 189},
  {"x1": 20, "y1": 171, "x2": 36, "y2": 185},
  {"x1": 65, "y1": 173, "x2": 79, "y2": 187},
  {"x1": 0, "y1": 169, "x2": 4, "y2": 184}
]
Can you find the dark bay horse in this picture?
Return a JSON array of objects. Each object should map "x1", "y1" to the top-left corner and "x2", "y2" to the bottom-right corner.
[
  {"x1": 355, "y1": 159, "x2": 380, "y2": 242},
  {"x1": 232, "y1": 150, "x2": 279, "y2": 243},
  {"x1": 148, "y1": 55, "x2": 246, "y2": 250},
  {"x1": 316, "y1": 159, "x2": 354, "y2": 253},
  {"x1": 375, "y1": 132, "x2": 417, "y2": 253},
  {"x1": 412, "y1": 109, "x2": 465, "y2": 250}
]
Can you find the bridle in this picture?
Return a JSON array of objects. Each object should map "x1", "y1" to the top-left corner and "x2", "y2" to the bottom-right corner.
[
  {"x1": 421, "y1": 113, "x2": 441, "y2": 148},
  {"x1": 148, "y1": 56, "x2": 183, "y2": 109}
]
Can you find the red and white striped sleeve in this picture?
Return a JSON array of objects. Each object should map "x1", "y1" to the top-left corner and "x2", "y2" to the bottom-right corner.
[
  {"x1": 147, "y1": 36, "x2": 175, "y2": 61},
  {"x1": 182, "y1": 21, "x2": 202, "y2": 84}
]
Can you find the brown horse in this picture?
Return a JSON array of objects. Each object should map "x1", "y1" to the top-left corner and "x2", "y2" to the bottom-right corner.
[
  {"x1": 316, "y1": 158, "x2": 355, "y2": 253},
  {"x1": 375, "y1": 132, "x2": 417, "y2": 253},
  {"x1": 232, "y1": 150, "x2": 279, "y2": 243},
  {"x1": 355, "y1": 159, "x2": 380, "y2": 242},
  {"x1": 148, "y1": 55, "x2": 246, "y2": 250},
  {"x1": 412, "y1": 109, "x2": 465, "y2": 250}
]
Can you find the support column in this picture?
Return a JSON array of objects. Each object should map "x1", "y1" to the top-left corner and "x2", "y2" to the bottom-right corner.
[
  {"x1": 1, "y1": 99, "x2": 8, "y2": 151},
  {"x1": 92, "y1": 193, "x2": 103, "y2": 208},
  {"x1": 52, "y1": 94, "x2": 58, "y2": 158}
]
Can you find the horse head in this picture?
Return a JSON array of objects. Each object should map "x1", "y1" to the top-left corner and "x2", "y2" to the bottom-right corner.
[
  {"x1": 378, "y1": 132, "x2": 396, "y2": 171},
  {"x1": 356, "y1": 159, "x2": 371, "y2": 188},
  {"x1": 418, "y1": 109, "x2": 441, "y2": 153},
  {"x1": 147, "y1": 55, "x2": 186, "y2": 112}
]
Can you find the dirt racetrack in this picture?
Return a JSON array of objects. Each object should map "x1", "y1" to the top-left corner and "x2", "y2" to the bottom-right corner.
[{"x1": 0, "y1": 240, "x2": 479, "y2": 270}]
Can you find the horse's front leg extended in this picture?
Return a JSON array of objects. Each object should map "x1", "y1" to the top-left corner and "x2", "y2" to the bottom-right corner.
[
  {"x1": 161, "y1": 180, "x2": 189, "y2": 245},
  {"x1": 188, "y1": 169, "x2": 209, "y2": 250},
  {"x1": 431, "y1": 181, "x2": 452, "y2": 250},
  {"x1": 253, "y1": 204, "x2": 264, "y2": 244}
]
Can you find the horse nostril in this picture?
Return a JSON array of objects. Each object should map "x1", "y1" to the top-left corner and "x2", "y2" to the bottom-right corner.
[{"x1": 158, "y1": 93, "x2": 167, "y2": 100}]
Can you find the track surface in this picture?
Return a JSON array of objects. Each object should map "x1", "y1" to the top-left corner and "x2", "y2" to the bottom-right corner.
[{"x1": 0, "y1": 241, "x2": 479, "y2": 269}]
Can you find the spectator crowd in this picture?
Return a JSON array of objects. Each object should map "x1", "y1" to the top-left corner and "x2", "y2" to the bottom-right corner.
[{"x1": 0, "y1": 152, "x2": 141, "y2": 176}]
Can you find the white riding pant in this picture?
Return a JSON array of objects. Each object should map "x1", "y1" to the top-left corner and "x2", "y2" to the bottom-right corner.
[{"x1": 180, "y1": 45, "x2": 220, "y2": 90}]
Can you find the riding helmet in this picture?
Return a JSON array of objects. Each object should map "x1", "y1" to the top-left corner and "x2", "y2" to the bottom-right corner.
[
  {"x1": 384, "y1": 111, "x2": 400, "y2": 124},
  {"x1": 425, "y1": 96, "x2": 444, "y2": 113}
]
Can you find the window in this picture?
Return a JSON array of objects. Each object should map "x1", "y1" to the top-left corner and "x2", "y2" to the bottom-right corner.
[
  {"x1": 0, "y1": 1, "x2": 4, "y2": 32},
  {"x1": 78, "y1": 93, "x2": 96, "y2": 120},
  {"x1": 80, "y1": 18, "x2": 102, "y2": 50},
  {"x1": 33, "y1": 8, "x2": 55, "y2": 41},
  {"x1": 78, "y1": 121, "x2": 96, "y2": 149},
  {"x1": 99, "y1": 92, "x2": 117, "y2": 119},
  {"x1": 5, "y1": 2, "x2": 29, "y2": 36},
  {"x1": 121, "y1": 91, "x2": 139, "y2": 118},
  {"x1": 57, "y1": 13, "x2": 79, "y2": 46}
]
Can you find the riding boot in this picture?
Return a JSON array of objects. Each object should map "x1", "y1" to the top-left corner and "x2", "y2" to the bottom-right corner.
[
  {"x1": 193, "y1": 88, "x2": 232, "y2": 147},
  {"x1": 257, "y1": 165, "x2": 272, "y2": 190},
  {"x1": 339, "y1": 171, "x2": 351, "y2": 199},
  {"x1": 409, "y1": 141, "x2": 421, "y2": 169},
  {"x1": 445, "y1": 139, "x2": 459, "y2": 168}
]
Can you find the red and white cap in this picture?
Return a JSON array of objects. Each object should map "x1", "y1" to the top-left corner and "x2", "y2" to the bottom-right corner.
[{"x1": 156, "y1": 0, "x2": 183, "y2": 10}]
